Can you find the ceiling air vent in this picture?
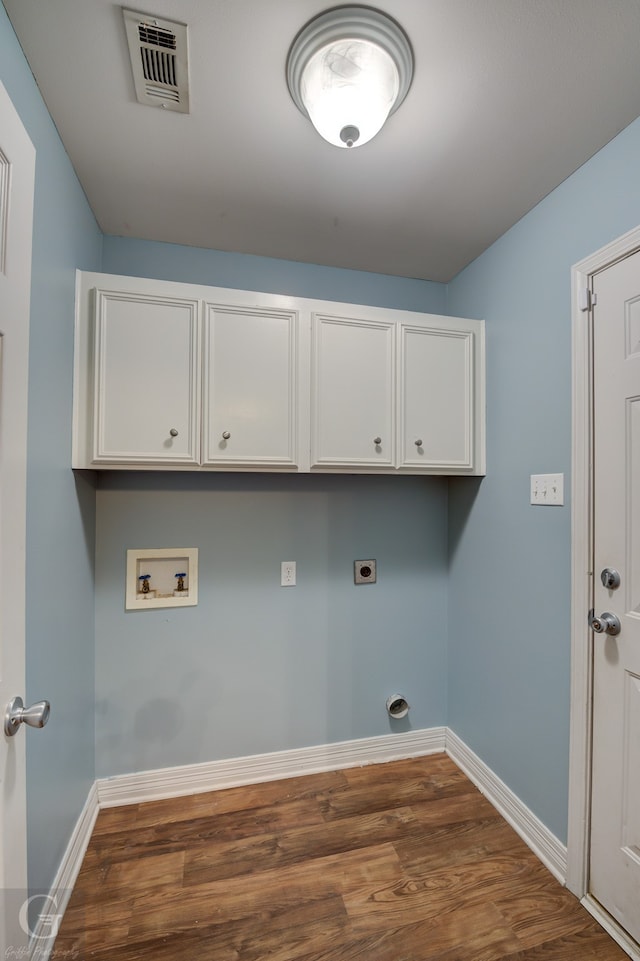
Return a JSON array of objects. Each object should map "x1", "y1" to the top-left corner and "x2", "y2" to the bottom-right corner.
[{"x1": 123, "y1": 8, "x2": 190, "y2": 113}]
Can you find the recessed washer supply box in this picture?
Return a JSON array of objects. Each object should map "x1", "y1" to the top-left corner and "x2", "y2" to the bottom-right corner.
[{"x1": 125, "y1": 548, "x2": 198, "y2": 610}]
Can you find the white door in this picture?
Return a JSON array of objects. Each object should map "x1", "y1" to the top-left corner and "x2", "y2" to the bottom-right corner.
[
  {"x1": 590, "y1": 247, "x2": 640, "y2": 944},
  {"x1": 203, "y1": 303, "x2": 298, "y2": 466},
  {"x1": 0, "y1": 81, "x2": 35, "y2": 953},
  {"x1": 92, "y1": 288, "x2": 200, "y2": 465},
  {"x1": 399, "y1": 323, "x2": 474, "y2": 471},
  {"x1": 311, "y1": 313, "x2": 395, "y2": 468}
]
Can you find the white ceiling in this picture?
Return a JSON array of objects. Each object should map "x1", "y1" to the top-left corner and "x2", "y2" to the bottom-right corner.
[{"x1": 5, "y1": 0, "x2": 640, "y2": 282}]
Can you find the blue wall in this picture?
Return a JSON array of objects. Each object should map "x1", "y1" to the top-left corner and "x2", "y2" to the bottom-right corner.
[
  {"x1": 447, "y1": 115, "x2": 640, "y2": 842},
  {"x1": 95, "y1": 473, "x2": 448, "y2": 777},
  {"x1": 95, "y1": 238, "x2": 450, "y2": 778},
  {"x1": 0, "y1": 5, "x2": 102, "y2": 891},
  {"x1": 101, "y1": 235, "x2": 447, "y2": 313}
]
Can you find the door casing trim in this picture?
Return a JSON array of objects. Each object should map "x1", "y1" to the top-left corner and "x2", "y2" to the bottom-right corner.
[{"x1": 568, "y1": 223, "x2": 640, "y2": 898}]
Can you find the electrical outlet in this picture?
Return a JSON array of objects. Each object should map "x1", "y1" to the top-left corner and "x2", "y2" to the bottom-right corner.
[
  {"x1": 530, "y1": 473, "x2": 564, "y2": 506},
  {"x1": 354, "y1": 559, "x2": 376, "y2": 584},
  {"x1": 281, "y1": 561, "x2": 296, "y2": 586}
]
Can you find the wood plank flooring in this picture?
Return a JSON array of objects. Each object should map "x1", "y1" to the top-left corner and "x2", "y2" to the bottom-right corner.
[{"x1": 53, "y1": 754, "x2": 629, "y2": 960}]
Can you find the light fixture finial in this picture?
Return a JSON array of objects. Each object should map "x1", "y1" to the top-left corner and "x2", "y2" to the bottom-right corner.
[{"x1": 286, "y1": 6, "x2": 413, "y2": 149}]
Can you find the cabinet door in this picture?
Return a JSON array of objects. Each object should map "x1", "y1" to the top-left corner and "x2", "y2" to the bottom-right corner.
[
  {"x1": 203, "y1": 304, "x2": 298, "y2": 466},
  {"x1": 399, "y1": 324, "x2": 474, "y2": 470},
  {"x1": 92, "y1": 289, "x2": 200, "y2": 465},
  {"x1": 312, "y1": 314, "x2": 395, "y2": 468}
]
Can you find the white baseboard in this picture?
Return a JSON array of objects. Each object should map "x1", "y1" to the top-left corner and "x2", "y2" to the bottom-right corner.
[
  {"x1": 94, "y1": 727, "x2": 569, "y2": 886},
  {"x1": 97, "y1": 727, "x2": 448, "y2": 807},
  {"x1": 581, "y1": 895, "x2": 640, "y2": 961},
  {"x1": 446, "y1": 729, "x2": 568, "y2": 884},
  {"x1": 29, "y1": 780, "x2": 100, "y2": 961}
]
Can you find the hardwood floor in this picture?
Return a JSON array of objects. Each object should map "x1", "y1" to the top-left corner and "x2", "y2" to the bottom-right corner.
[{"x1": 53, "y1": 754, "x2": 629, "y2": 960}]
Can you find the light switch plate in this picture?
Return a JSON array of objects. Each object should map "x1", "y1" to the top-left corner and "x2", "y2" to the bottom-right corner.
[
  {"x1": 530, "y1": 473, "x2": 564, "y2": 506},
  {"x1": 354, "y1": 559, "x2": 376, "y2": 584}
]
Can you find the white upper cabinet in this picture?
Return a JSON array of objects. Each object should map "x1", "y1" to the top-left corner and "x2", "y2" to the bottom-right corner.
[
  {"x1": 399, "y1": 320, "x2": 480, "y2": 472},
  {"x1": 203, "y1": 304, "x2": 298, "y2": 467},
  {"x1": 311, "y1": 314, "x2": 395, "y2": 468},
  {"x1": 90, "y1": 288, "x2": 200, "y2": 465},
  {"x1": 73, "y1": 272, "x2": 485, "y2": 475}
]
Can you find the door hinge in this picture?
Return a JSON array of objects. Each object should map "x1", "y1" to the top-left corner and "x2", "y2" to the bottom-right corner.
[{"x1": 578, "y1": 287, "x2": 597, "y2": 311}]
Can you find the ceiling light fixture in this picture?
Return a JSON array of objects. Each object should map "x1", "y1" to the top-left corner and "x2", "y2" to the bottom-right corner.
[{"x1": 286, "y1": 5, "x2": 413, "y2": 149}]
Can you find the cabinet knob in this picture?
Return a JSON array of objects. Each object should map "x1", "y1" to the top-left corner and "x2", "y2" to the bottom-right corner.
[
  {"x1": 373, "y1": 437, "x2": 382, "y2": 446},
  {"x1": 169, "y1": 428, "x2": 179, "y2": 437},
  {"x1": 415, "y1": 438, "x2": 423, "y2": 447},
  {"x1": 222, "y1": 431, "x2": 231, "y2": 440}
]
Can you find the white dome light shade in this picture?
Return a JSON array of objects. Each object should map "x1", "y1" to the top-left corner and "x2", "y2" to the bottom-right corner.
[
  {"x1": 300, "y1": 39, "x2": 399, "y2": 148},
  {"x1": 287, "y1": 6, "x2": 413, "y2": 150}
]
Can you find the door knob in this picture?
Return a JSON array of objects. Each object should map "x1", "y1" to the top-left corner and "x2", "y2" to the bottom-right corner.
[
  {"x1": 590, "y1": 611, "x2": 621, "y2": 636},
  {"x1": 4, "y1": 696, "x2": 50, "y2": 737},
  {"x1": 600, "y1": 568, "x2": 621, "y2": 590}
]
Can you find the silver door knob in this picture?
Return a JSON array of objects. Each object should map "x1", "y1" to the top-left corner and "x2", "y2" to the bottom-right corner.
[
  {"x1": 415, "y1": 439, "x2": 423, "y2": 447},
  {"x1": 4, "y1": 696, "x2": 50, "y2": 737},
  {"x1": 600, "y1": 568, "x2": 621, "y2": 590},
  {"x1": 373, "y1": 437, "x2": 382, "y2": 446},
  {"x1": 590, "y1": 612, "x2": 621, "y2": 636},
  {"x1": 222, "y1": 431, "x2": 231, "y2": 440},
  {"x1": 169, "y1": 428, "x2": 179, "y2": 437}
]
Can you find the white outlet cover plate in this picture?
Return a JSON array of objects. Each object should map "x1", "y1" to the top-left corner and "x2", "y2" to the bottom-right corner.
[
  {"x1": 281, "y1": 561, "x2": 296, "y2": 586},
  {"x1": 530, "y1": 473, "x2": 564, "y2": 506},
  {"x1": 354, "y1": 559, "x2": 377, "y2": 584}
]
